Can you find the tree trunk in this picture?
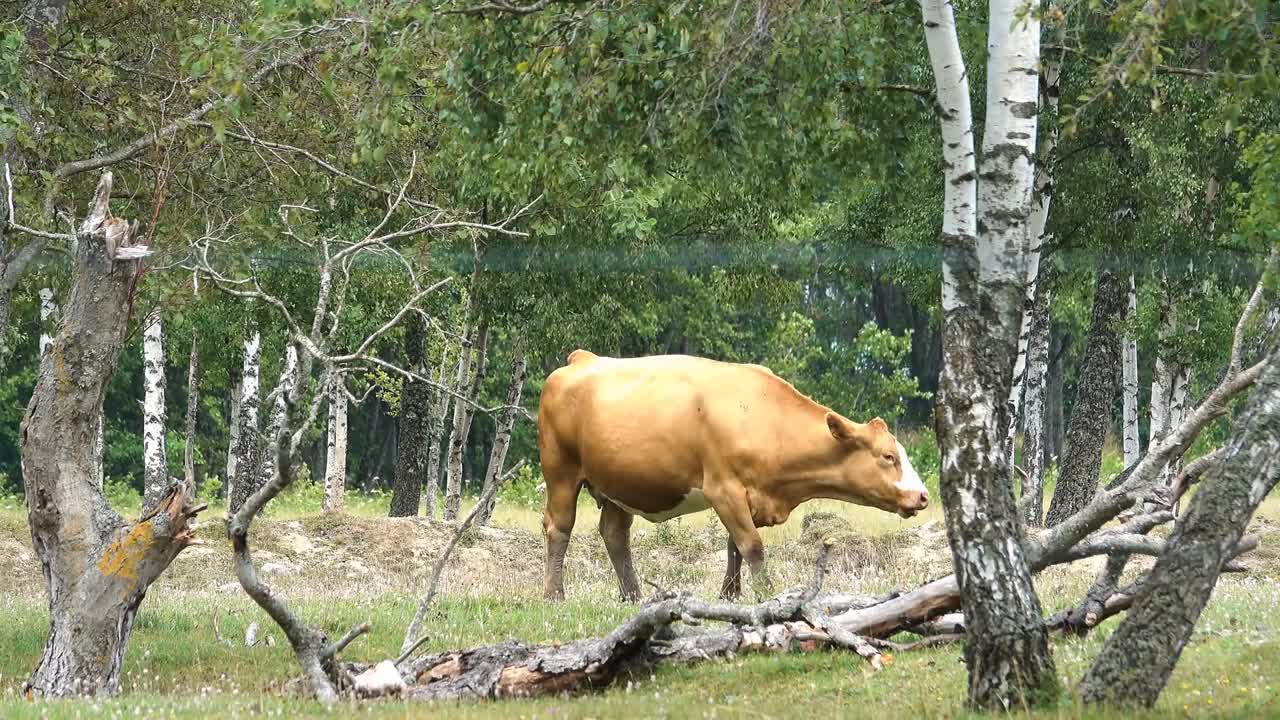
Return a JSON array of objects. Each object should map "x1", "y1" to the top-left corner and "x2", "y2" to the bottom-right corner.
[
  {"x1": 920, "y1": 0, "x2": 1057, "y2": 707},
  {"x1": 183, "y1": 336, "x2": 200, "y2": 493},
  {"x1": 1044, "y1": 271, "x2": 1125, "y2": 526},
  {"x1": 445, "y1": 318, "x2": 490, "y2": 521},
  {"x1": 1044, "y1": 327, "x2": 1066, "y2": 465},
  {"x1": 1021, "y1": 274, "x2": 1051, "y2": 526},
  {"x1": 38, "y1": 286, "x2": 59, "y2": 356},
  {"x1": 260, "y1": 344, "x2": 300, "y2": 491},
  {"x1": 142, "y1": 308, "x2": 169, "y2": 511},
  {"x1": 226, "y1": 367, "x2": 242, "y2": 486},
  {"x1": 425, "y1": 342, "x2": 455, "y2": 519},
  {"x1": 390, "y1": 316, "x2": 430, "y2": 517},
  {"x1": 323, "y1": 366, "x2": 347, "y2": 512},
  {"x1": 1080, "y1": 348, "x2": 1280, "y2": 707},
  {"x1": 1121, "y1": 275, "x2": 1140, "y2": 469},
  {"x1": 476, "y1": 332, "x2": 529, "y2": 526},
  {"x1": 228, "y1": 331, "x2": 262, "y2": 515},
  {"x1": 20, "y1": 173, "x2": 203, "y2": 697}
]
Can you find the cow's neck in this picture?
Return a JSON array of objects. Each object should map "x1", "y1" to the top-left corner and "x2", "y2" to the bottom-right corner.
[{"x1": 756, "y1": 407, "x2": 859, "y2": 521}]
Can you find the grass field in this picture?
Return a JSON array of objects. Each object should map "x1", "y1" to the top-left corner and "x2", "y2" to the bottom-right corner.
[{"x1": 1, "y1": 475, "x2": 1279, "y2": 719}]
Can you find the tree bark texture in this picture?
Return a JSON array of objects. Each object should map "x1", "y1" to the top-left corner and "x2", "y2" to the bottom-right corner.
[
  {"x1": 228, "y1": 331, "x2": 262, "y2": 515},
  {"x1": 142, "y1": 308, "x2": 169, "y2": 512},
  {"x1": 1045, "y1": 271, "x2": 1125, "y2": 527},
  {"x1": 424, "y1": 341, "x2": 455, "y2": 519},
  {"x1": 261, "y1": 344, "x2": 300, "y2": 491},
  {"x1": 1021, "y1": 275, "x2": 1051, "y2": 526},
  {"x1": 1121, "y1": 275, "x2": 1140, "y2": 469},
  {"x1": 390, "y1": 316, "x2": 430, "y2": 517},
  {"x1": 476, "y1": 332, "x2": 529, "y2": 526},
  {"x1": 1045, "y1": 326, "x2": 1066, "y2": 465},
  {"x1": 921, "y1": 0, "x2": 1057, "y2": 706},
  {"x1": 38, "y1": 286, "x2": 59, "y2": 356},
  {"x1": 323, "y1": 366, "x2": 348, "y2": 512},
  {"x1": 226, "y1": 370, "x2": 242, "y2": 485},
  {"x1": 445, "y1": 318, "x2": 490, "y2": 520},
  {"x1": 1080, "y1": 350, "x2": 1280, "y2": 707},
  {"x1": 183, "y1": 336, "x2": 200, "y2": 492},
  {"x1": 19, "y1": 173, "x2": 203, "y2": 697}
]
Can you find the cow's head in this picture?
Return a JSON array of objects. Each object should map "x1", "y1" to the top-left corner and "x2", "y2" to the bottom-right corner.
[{"x1": 825, "y1": 413, "x2": 930, "y2": 518}]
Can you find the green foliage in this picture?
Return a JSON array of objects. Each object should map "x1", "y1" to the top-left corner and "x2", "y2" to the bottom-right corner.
[
  {"x1": 104, "y1": 477, "x2": 142, "y2": 515},
  {"x1": 497, "y1": 463, "x2": 545, "y2": 511}
]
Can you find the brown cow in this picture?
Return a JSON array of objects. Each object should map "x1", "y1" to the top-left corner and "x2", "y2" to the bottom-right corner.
[{"x1": 538, "y1": 350, "x2": 929, "y2": 602}]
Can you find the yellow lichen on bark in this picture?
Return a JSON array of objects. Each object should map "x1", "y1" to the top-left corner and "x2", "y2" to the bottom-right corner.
[{"x1": 96, "y1": 521, "x2": 156, "y2": 581}]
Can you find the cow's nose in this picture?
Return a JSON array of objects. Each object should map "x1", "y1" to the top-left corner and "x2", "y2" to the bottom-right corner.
[{"x1": 917, "y1": 491, "x2": 929, "y2": 510}]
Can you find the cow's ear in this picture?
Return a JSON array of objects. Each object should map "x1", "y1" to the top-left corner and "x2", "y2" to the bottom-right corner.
[
  {"x1": 826, "y1": 412, "x2": 858, "y2": 442},
  {"x1": 867, "y1": 417, "x2": 888, "y2": 432}
]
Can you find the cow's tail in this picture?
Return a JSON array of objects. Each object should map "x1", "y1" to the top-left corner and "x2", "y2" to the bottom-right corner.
[{"x1": 566, "y1": 349, "x2": 598, "y2": 366}]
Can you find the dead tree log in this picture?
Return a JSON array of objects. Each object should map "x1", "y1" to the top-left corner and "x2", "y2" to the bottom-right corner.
[{"x1": 20, "y1": 173, "x2": 206, "y2": 697}]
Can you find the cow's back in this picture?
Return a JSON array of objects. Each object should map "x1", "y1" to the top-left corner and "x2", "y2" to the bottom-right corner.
[{"x1": 538, "y1": 353, "x2": 798, "y2": 516}]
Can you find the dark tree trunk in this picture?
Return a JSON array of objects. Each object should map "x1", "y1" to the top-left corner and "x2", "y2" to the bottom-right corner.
[
  {"x1": 1080, "y1": 348, "x2": 1280, "y2": 707},
  {"x1": 390, "y1": 315, "x2": 430, "y2": 517},
  {"x1": 20, "y1": 173, "x2": 203, "y2": 697},
  {"x1": 1045, "y1": 271, "x2": 1126, "y2": 527}
]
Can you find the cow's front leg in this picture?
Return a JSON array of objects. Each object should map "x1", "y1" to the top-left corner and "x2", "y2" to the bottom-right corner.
[
  {"x1": 719, "y1": 535, "x2": 743, "y2": 600},
  {"x1": 706, "y1": 485, "x2": 773, "y2": 601}
]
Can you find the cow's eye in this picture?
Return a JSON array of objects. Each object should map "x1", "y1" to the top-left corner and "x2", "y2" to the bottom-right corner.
[{"x1": 883, "y1": 453, "x2": 896, "y2": 464}]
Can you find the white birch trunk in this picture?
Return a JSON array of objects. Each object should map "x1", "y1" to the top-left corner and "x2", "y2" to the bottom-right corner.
[
  {"x1": 183, "y1": 337, "x2": 200, "y2": 493},
  {"x1": 142, "y1": 308, "x2": 168, "y2": 511},
  {"x1": 261, "y1": 344, "x2": 300, "y2": 488},
  {"x1": 475, "y1": 333, "x2": 529, "y2": 526},
  {"x1": 1122, "y1": 274, "x2": 1141, "y2": 469},
  {"x1": 923, "y1": 0, "x2": 1056, "y2": 705},
  {"x1": 443, "y1": 317, "x2": 479, "y2": 521},
  {"x1": 323, "y1": 366, "x2": 347, "y2": 512},
  {"x1": 424, "y1": 341, "x2": 455, "y2": 519},
  {"x1": 227, "y1": 331, "x2": 261, "y2": 511},
  {"x1": 38, "y1": 286, "x2": 59, "y2": 357},
  {"x1": 1021, "y1": 279, "x2": 1052, "y2": 526}
]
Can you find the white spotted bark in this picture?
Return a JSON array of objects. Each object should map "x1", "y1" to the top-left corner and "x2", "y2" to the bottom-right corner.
[
  {"x1": 922, "y1": 0, "x2": 1057, "y2": 706},
  {"x1": 142, "y1": 308, "x2": 169, "y2": 511},
  {"x1": 228, "y1": 331, "x2": 261, "y2": 514},
  {"x1": 1122, "y1": 275, "x2": 1140, "y2": 469},
  {"x1": 476, "y1": 332, "x2": 528, "y2": 526},
  {"x1": 226, "y1": 374, "x2": 242, "y2": 486},
  {"x1": 1020, "y1": 276, "x2": 1051, "y2": 526},
  {"x1": 324, "y1": 366, "x2": 347, "y2": 512},
  {"x1": 20, "y1": 173, "x2": 203, "y2": 697},
  {"x1": 260, "y1": 344, "x2": 299, "y2": 490}
]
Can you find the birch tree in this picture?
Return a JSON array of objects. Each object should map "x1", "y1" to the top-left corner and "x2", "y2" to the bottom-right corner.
[
  {"x1": 1121, "y1": 274, "x2": 1140, "y2": 469},
  {"x1": 1020, "y1": 276, "x2": 1052, "y2": 525},
  {"x1": 445, "y1": 318, "x2": 490, "y2": 521},
  {"x1": 475, "y1": 332, "x2": 529, "y2": 526},
  {"x1": 919, "y1": 0, "x2": 1058, "y2": 706},
  {"x1": 228, "y1": 331, "x2": 262, "y2": 514},
  {"x1": 424, "y1": 342, "x2": 456, "y2": 519},
  {"x1": 142, "y1": 308, "x2": 169, "y2": 511},
  {"x1": 38, "y1": 286, "x2": 58, "y2": 356},
  {"x1": 183, "y1": 336, "x2": 200, "y2": 492},
  {"x1": 390, "y1": 315, "x2": 430, "y2": 516},
  {"x1": 324, "y1": 366, "x2": 348, "y2": 512}
]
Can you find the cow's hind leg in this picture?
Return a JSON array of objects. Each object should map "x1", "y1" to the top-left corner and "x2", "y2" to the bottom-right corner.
[
  {"x1": 542, "y1": 462, "x2": 582, "y2": 601},
  {"x1": 598, "y1": 500, "x2": 641, "y2": 602},
  {"x1": 719, "y1": 534, "x2": 743, "y2": 600}
]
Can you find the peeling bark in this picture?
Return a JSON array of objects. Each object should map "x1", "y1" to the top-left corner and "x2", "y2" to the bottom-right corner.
[
  {"x1": 390, "y1": 316, "x2": 429, "y2": 517},
  {"x1": 476, "y1": 332, "x2": 528, "y2": 526},
  {"x1": 323, "y1": 366, "x2": 347, "y2": 512},
  {"x1": 142, "y1": 308, "x2": 169, "y2": 512},
  {"x1": 1081, "y1": 348, "x2": 1280, "y2": 707},
  {"x1": 228, "y1": 331, "x2": 262, "y2": 515},
  {"x1": 20, "y1": 173, "x2": 204, "y2": 697},
  {"x1": 1045, "y1": 271, "x2": 1125, "y2": 526}
]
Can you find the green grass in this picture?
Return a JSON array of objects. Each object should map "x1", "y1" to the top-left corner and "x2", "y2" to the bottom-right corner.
[{"x1": 2, "y1": 447, "x2": 1279, "y2": 719}]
